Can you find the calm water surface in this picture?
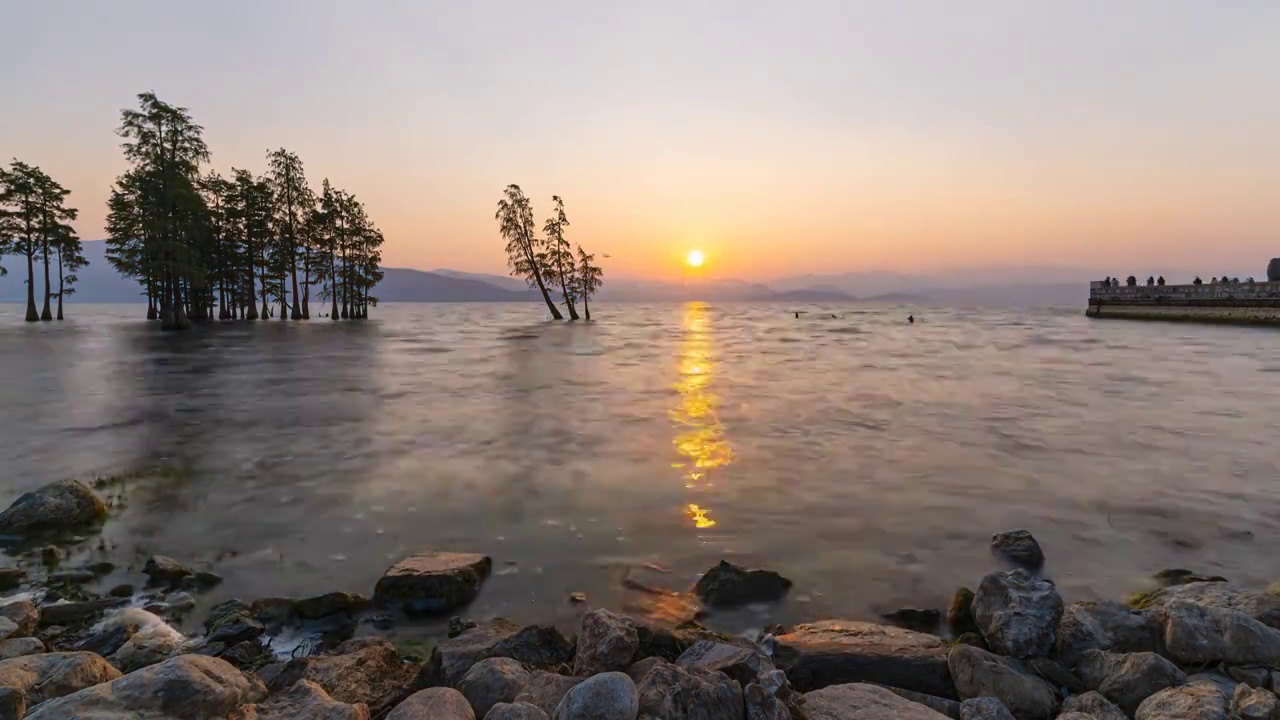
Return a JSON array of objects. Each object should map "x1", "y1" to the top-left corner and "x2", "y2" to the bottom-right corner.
[{"x1": 2, "y1": 302, "x2": 1279, "y2": 632}]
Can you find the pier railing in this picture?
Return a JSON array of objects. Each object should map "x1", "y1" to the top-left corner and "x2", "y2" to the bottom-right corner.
[{"x1": 1089, "y1": 281, "x2": 1280, "y2": 302}]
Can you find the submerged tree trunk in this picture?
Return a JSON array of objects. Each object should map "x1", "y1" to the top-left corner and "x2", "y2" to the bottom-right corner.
[
  {"x1": 559, "y1": 276, "x2": 579, "y2": 320},
  {"x1": 56, "y1": 249, "x2": 64, "y2": 320},
  {"x1": 160, "y1": 274, "x2": 177, "y2": 330},
  {"x1": 40, "y1": 240, "x2": 52, "y2": 321},
  {"x1": 301, "y1": 248, "x2": 311, "y2": 319},
  {"x1": 290, "y1": 263, "x2": 302, "y2": 319},
  {"x1": 146, "y1": 274, "x2": 157, "y2": 320},
  {"x1": 583, "y1": 295, "x2": 591, "y2": 321},
  {"x1": 24, "y1": 252, "x2": 38, "y2": 322},
  {"x1": 533, "y1": 271, "x2": 563, "y2": 320}
]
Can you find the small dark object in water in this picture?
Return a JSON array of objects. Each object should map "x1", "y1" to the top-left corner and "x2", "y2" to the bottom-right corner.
[
  {"x1": 908, "y1": 314, "x2": 915, "y2": 323},
  {"x1": 880, "y1": 607, "x2": 942, "y2": 633},
  {"x1": 990, "y1": 529, "x2": 1045, "y2": 569},
  {"x1": 569, "y1": 592, "x2": 587, "y2": 604},
  {"x1": 694, "y1": 560, "x2": 792, "y2": 608}
]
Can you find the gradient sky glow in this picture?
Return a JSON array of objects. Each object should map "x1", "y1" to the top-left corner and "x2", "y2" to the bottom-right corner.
[{"x1": 4, "y1": 1, "x2": 1279, "y2": 280}]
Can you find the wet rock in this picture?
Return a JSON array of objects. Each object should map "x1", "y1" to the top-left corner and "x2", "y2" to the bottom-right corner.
[
  {"x1": 24, "y1": 653, "x2": 265, "y2": 720},
  {"x1": 1060, "y1": 691, "x2": 1126, "y2": 720},
  {"x1": 1076, "y1": 649, "x2": 1185, "y2": 716},
  {"x1": 632, "y1": 618, "x2": 719, "y2": 663},
  {"x1": 677, "y1": 639, "x2": 773, "y2": 688},
  {"x1": 973, "y1": 569, "x2": 1063, "y2": 658},
  {"x1": 49, "y1": 569, "x2": 95, "y2": 584},
  {"x1": 247, "y1": 678, "x2": 371, "y2": 719},
  {"x1": 0, "y1": 603, "x2": 32, "y2": 640},
  {"x1": 0, "y1": 479, "x2": 107, "y2": 534},
  {"x1": 0, "y1": 618, "x2": 16, "y2": 643},
  {"x1": 0, "y1": 638, "x2": 43, "y2": 661},
  {"x1": 250, "y1": 596, "x2": 296, "y2": 626},
  {"x1": 294, "y1": 591, "x2": 370, "y2": 619},
  {"x1": 883, "y1": 687, "x2": 961, "y2": 719},
  {"x1": 1234, "y1": 684, "x2": 1280, "y2": 720},
  {"x1": 694, "y1": 560, "x2": 792, "y2": 608},
  {"x1": 375, "y1": 551, "x2": 492, "y2": 614},
  {"x1": 568, "y1": 592, "x2": 587, "y2": 604},
  {"x1": 1135, "y1": 681, "x2": 1228, "y2": 720},
  {"x1": 575, "y1": 608, "x2": 640, "y2": 676},
  {"x1": 461, "y1": 657, "x2": 531, "y2": 718},
  {"x1": 948, "y1": 644, "x2": 1058, "y2": 720},
  {"x1": 552, "y1": 671, "x2": 639, "y2": 720},
  {"x1": 1188, "y1": 671, "x2": 1239, "y2": 697},
  {"x1": 961, "y1": 697, "x2": 1016, "y2": 720},
  {"x1": 0, "y1": 687, "x2": 22, "y2": 720},
  {"x1": 100, "y1": 608, "x2": 187, "y2": 672},
  {"x1": 513, "y1": 671, "x2": 582, "y2": 716},
  {"x1": 0, "y1": 569, "x2": 26, "y2": 592},
  {"x1": 883, "y1": 608, "x2": 943, "y2": 634},
  {"x1": 774, "y1": 619, "x2": 955, "y2": 697},
  {"x1": 1153, "y1": 568, "x2": 1227, "y2": 587},
  {"x1": 219, "y1": 640, "x2": 274, "y2": 671},
  {"x1": 108, "y1": 583, "x2": 135, "y2": 598},
  {"x1": 1025, "y1": 657, "x2": 1086, "y2": 694},
  {"x1": 955, "y1": 633, "x2": 988, "y2": 650},
  {"x1": 1056, "y1": 714, "x2": 1094, "y2": 720},
  {"x1": 489, "y1": 702, "x2": 551, "y2": 720},
  {"x1": 0, "y1": 651, "x2": 123, "y2": 709},
  {"x1": 204, "y1": 598, "x2": 266, "y2": 645},
  {"x1": 388, "y1": 687, "x2": 476, "y2": 720},
  {"x1": 804, "y1": 683, "x2": 951, "y2": 719},
  {"x1": 1054, "y1": 601, "x2": 1158, "y2": 664},
  {"x1": 745, "y1": 681, "x2": 792, "y2": 720},
  {"x1": 419, "y1": 619, "x2": 574, "y2": 688},
  {"x1": 270, "y1": 637, "x2": 416, "y2": 708},
  {"x1": 1162, "y1": 599, "x2": 1280, "y2": 666},
  {"x1": 190, "y1": 570, "x2": 224, "y2": 588},
  {"x1": 144, "y1": 555, "x2": 193, "y2": 585},
  {"x1": 163, "y1": 591, "x2": 196, "y2": 612},
  {"x1": 991, "y1": 530, "x2": 1045, "y2": 570},
  {"x1": 948, "y1": 588, "x2": 978, "y2": 635},
  {"x1": 636, "y1": 660, "x2": 743, "y2": 720},
  {"x1": 1134, "y1": 582, "x2": 1280, "y2": 628},
  {"x1": 75, "y1": 623, "x2": 135, "y2": 658},
  {"x1": 1231, "y1": 666, "x2": 1273, "y2": 688},
  {"x1": 629, "y1": 656, "x2": 667, "y2": 685},
  {"x1": 38, "y1": 597, "x2": 128, "y2": 626}
]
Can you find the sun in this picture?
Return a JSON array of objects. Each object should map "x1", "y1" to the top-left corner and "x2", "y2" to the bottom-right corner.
[{"x1": 686, "y1": 249, "x2": 705, "y2": 268}]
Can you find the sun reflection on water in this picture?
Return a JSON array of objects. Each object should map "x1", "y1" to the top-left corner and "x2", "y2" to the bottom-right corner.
[{"x1": 672, "y1": 302, "x2": 733, "y2": 529}]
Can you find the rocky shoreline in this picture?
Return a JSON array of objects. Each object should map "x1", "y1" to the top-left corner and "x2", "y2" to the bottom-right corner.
[{"x1": 3, "y1": 480, "x2": 1280, "y2": 719}]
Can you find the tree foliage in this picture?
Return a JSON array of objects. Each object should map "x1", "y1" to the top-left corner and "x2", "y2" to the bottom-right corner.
[
  {"x1": 497, "y1": 184, "x2": 563, "y2": 319},
  {"x1": 0, "y1": 160, "x2": 80, "y2": 321},
  {"x1": 497, "y1": 185, "x2": 605, "y2": 320}
]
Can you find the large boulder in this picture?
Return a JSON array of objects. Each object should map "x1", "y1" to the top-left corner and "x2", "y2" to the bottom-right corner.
[
  {"x1": 1233, "y1": 684, "x2": 1280, "y2": 720},
  {"x1": 143, "y1": 555, "x2": 193, "y2": 585},
  {"x1": 513, "y1": 672, "x2": 582, "y2": 716},
  {"x1": 489, "y1": 702, "x2": 551, "y2": 720},
  {"x1": 960, "y1": 697, "x2": 1015, "y2": 720},
  {"x1": 553, "y1": 671, "x2": 638, "y2": 720},
  {"x1": 24, "y1": 654, "x2": 265, "y2": 720},
  {"x1": 1135, "y1": 681, "x2": 1228, "y2": 720},
  {"x1": 460, "y1": 657, "x2": 530, "y2": 719},
  {"x1": 204, "y1": 599, "x2": 267, "y2": 645},
  {"x1": 0, "y1": 651, "x2": 122, "y2": 709},
  {"x1": 1076, "y1": 650, "x2": 1185, "y2": 716},
  {"x1": 973, "y1": 569, "x2": 1063, "y2": 658},
  {"x1": 1162, "y1": 600, "x2": 1280, "y2": 666},
  {"x1": 0, "y1": 601, "x2": 38, "y2": 639},
  {"x1": 0, "y1": 479, "x2": 107, "y2": 534},
  {"x1": 387, "y1": 687, "x2": 476, "y2": 720},
  {"x1": 947, "y1": 588, "x2": 978, "y2": 635},
  {"x1": 38, "y1": 597, "x2": 129, "y2": 627},
  {"x1": 1060, "y1": 691, "x2": 1126, "y2": 720},
  {"x1": 677, "y1": 640, "x2": 773, "y2": 689},
  {"x1": 695, "y1": 560, "x2": 792, "y2": 608},
  {"x1": 293, "y1": 591, "x2": 370, "y2": 620},
  {"x1": 990, "y1": 530, "x2": 1044, "y2": 570},
  {"x1": 269, "y1": 637, "x2": 416, "y2": 708},
  {"x1": 635, "y1": 659, "x2": 744, "y2": 720},
  {"x1": 97, "y1": 608, "x2": 187, "y2": 672},
  {"x1": 1054, "y1": 601, "x2": 1158, "y2": 664},
  {"x1": 374, "y1": 552, "x2": 492, "y2": 613},
  {"x1": 1135, "y1": 582, "x2": 1280, "y2": 628},
  {"x1": 774, "y1": 620, "x2": 954, "y2": 697},
  {"x1": 745, "y1": 681, "x2": 792, "y2": 720},
  {"x1": 574, "y1": 609, "x2": 639, "y2": 676},
  {"x1": 804, "y1": 683, "x2": 951, "y2": 719},
  {"x1": 244, "y1": 679, "x2": 371, "y2": 719},
  {"x1": 419, "y1": 620, "x2": 574, "y2": 688},
  {"x1": 947, "y1": 644, "x2": 1058, "y2": 720},
  {"x1": 0, "y1": 637, "x2": 44, "y2": 660}
]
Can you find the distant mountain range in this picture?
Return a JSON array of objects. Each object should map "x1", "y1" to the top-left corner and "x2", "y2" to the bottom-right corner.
[{"x1": 0, "y1": 240, "x2": 1119, "y2": 307}]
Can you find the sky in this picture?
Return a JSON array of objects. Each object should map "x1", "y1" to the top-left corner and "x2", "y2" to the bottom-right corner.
[{"x1": 3, "y1": 1, "x2": 1278, "y2": 281}]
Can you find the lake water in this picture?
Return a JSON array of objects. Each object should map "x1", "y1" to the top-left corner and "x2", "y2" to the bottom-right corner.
[{"x1": 2, "y1": 302, "x2": 1279, "y2": 633}]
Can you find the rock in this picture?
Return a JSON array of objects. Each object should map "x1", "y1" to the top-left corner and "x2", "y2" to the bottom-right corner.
[
  {"x1": 419, "y1": 619, "x2": 574, "y2": 688},
  {"x1": 108, "y1": 583, "x2": 135, "y2": 598},
  {"x1": 955, "y1": 633, "x2": 988, "y2": 650},
  {"x1": 1026, "y1": 657, "x2": 1086, "y2": 694},
  {"x1": 633, "y1": 618, "x2": 717, "y2": 663},
  {"x1": 0, "y1": 479, "x2": 107, "y2": 534},
  {"x1": 948, "y1": 644, "x2": 1058, "y2": 720},
  {"x1": 191, "y1": 570, "x2": 224, "y2": 588},
  {"x1": 0, "y1": 686, "x2": 22, "y2": 720},
  {"x1": 1054, "y1": 601, "x2": 1158, "y2": 664},
  {"x1": 0, "y1": 620, "x2": 14, "y2": 644},
  {"x1": 973, "y1": 569, "x2": 1063, "y2": 658},
  {"x1": 694, "y1": 560, "x2": 792, "y2": 608},
  {"x1": 40, "y1": 545, "x2": 61, "y2": 566},
  {"x1": 294, "y1": 591, "x2": 370, "y2": 619},
  {"x1": 24, "y1": 653, "x2": 265, "y2": 720},
  {"x1": 250, "y1": 597, "x2": 296, "y2": 626},
  {"x1": 374, "y1": 552, "x2": 493, "y2": 613},
  {"x1": 99, "y1": 608, "x2": 187, "y2": 672},
  {"x1": 883, "y1": 687, "x2": 961, "y2": 719},
  {"x1": 745, "y1": 682, "x2": 792, "y2": 720},
  {"x1": 461, "y1": 658, "x2": 531, "y2": 719},
  {"x1": 1152, "y1": 568, "x2": 1227, "y2": 587},
  {"x1": 1134, "y1": 582, "x2": 1280, "y2": 628},
  {"x1": 270, "y1": 637, "x2": 415, "y2": 708},
  {"x1": 0, "y1": 651, "x2": 123, "y2": 709},
  {"x1": 144, "y1": 555, "x2": 193, "y2": 585},
  {"x1": 1135, "y1": 681, "x2": 1228, "y2": 720},
  {"x1": 388, "y1": 687, "x2": 476, "y2": 720},
  {"x1": 514, "y1": 671, "x2": 582, "y2": 716},
  {"x1": 991, "y1": 530, "x2": 1045, "y2": 570},
  {"x1": 0, "y1": 638, "x2": 43, "y2": 660},
  {"x1": 220, "y1": 640, "x2": 274, "y2": 670},
  {"x1": 677, "y1": 639, "x2": 773, "y2": 688},
  {"x1": 76, "y1": 624, "x2": 135, "y2": 658},
  {"x1": 1056, "y1": 714, "x2": 1094, "y2": 720},
  {"x1": 0, "y1": 569, "x2": 26, "y2": 592},
  {"x1": 1230, "y1": 666, "x2": 1273, "y2": 688},
  {"x1": 774, "y1": 619, "x2": 955, "y2": 697},
  {"x1": 1060, "y1": 691, "x2": 1126, "y2": 720},
  {"x1": 1234, "y1": 684, "x2": 1280, "y2": 720},
  {"x1": 575, "y1": 609, "x2": 640, "y2": 676},
  {"x1": 552, "y1": 671, "x2": 638, "y2": 720},
  {"x1": 204, "y1": 598, "x2": 266, "y2": 644},
  {"x1": 628, "y1": 657, "x2": 667, "y2": 686},
  {"x1": 1188, "y1": 672, "x2": 1239, "y2": 697},
  {"x1": 636, "y1": 659, "x2": 743, "y2": 720},
  {"x1": 961, "y1": 697, "x2": 1016, "y2": 720},
  {"x1": 883, "y1": 608, "x2": 943, "y2": 633},
  {"x1": 569, "y1": 592, "x2": 587, "y2": 604},
  {"x1": 489, "y1": 702, "x2": 551, "y2": 720},
  {"x1": 1076, "y1": 650, "x2": 1185, "y2": 716},
  {"x1": 48, "y1": 569, "x2": 95, "y2": 584},
  {"x1": 39, "y1": 597, "x2": 128, "y2": 626},
  {"x1": 1162, "y1": 600, "x2": 1280, "y2": 666},
  {"x1": 948, "y1": 588, "x2": 978, "y2": 635},
  {"x1": 804, "y1": 683, "x2": 951, "y2": 719},
  {"x1": 165, "y1": 592, "x2": 197, "y2": 611},
  {"x1": 246, "y1": 679, "x2": 371, "y2": 719}
]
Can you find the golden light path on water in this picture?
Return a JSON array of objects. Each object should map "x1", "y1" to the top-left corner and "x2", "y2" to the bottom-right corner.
[{"x1": 671, "y1": 302, "x2": 733, "y2": 529}]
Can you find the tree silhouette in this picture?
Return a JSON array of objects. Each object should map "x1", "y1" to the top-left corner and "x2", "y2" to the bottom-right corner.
[
  {"x1": 1, "y1": 160, "x2": 72, "y2": 322},
  {"x1": 543, "y1": 196, "x2": 580, "y2": 319},
  {"x1": 497, "y1": 184, "x2": 563, "y2": 319},
  {"x1": 53, "y1": 222, "x2": 87, "y2": 319},
  {"x1": 574, "y1": 244, "x2": 604, "y2": 321}
]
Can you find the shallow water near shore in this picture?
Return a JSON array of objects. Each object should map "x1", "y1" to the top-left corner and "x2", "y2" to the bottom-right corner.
[{"x1": 2, "y1": 301, "x2": 1279, "y2": 635}]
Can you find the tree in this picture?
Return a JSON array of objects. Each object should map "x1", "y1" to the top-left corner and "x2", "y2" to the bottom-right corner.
[
  {"x1": 496, "y1": 184, "x2": 562, "y2": 319},
  {"x1": 105, "y1": 170, "x2": 158, "y2": 317},
  {"x1": 0, "y1": 160, "x2": 59, "y2": 321},
  {"x1": 32, "y1": 172, "x2": 76, "y2": 321},
  {"x1": 266, "y1": 148, "x2": 310, "y2": 320},
  {"x1": 543, "y1": 196, "x2": 579, "y2": 320},
  {"x1": 574, "y1": 244, "x2": 604, "y2": 321},
  {"x1": 52, "y1": 223, "x2": 88, "y2": 319}
]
